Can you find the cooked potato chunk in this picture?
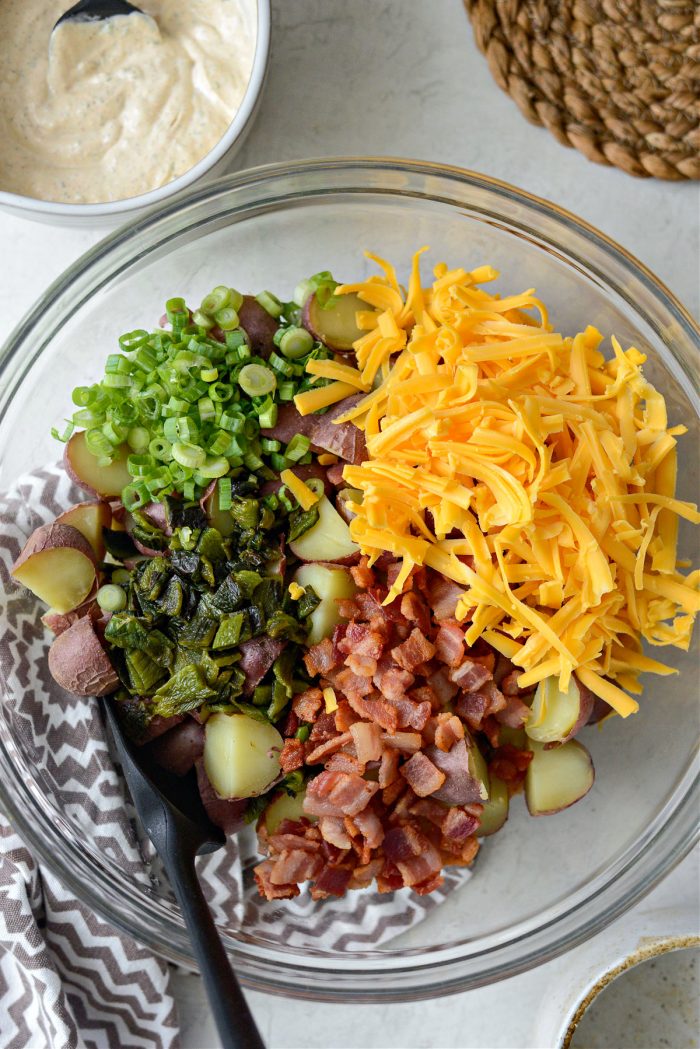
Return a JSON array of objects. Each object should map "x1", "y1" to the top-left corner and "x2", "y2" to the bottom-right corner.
[
  {"x1": 293, "y1": 563, "x2": 357, "y2": 644},
  {"x1": 525, "y1": 739, "x2": 595, "y2": 816},
  {"x1": 64, "y1": 431, "x2": 132, "y2": 498},
  {"x1": 288, "y1": 495, "x2": 359, "y2": 563},
  {"x1": 204, "y1": 713, "x2": 282, "y2": 799},
  {"x1": 12, "y1": 522, "x2": 97, "y2": 613}
]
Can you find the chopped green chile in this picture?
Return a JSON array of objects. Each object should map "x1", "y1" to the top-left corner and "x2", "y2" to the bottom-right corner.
[
  {"x1": 152, "y1": 665, "x2": 217, "y2": 718},
  {"x1": 288, "y1": 505, "x2": 320, "y2": 542},
  {"x1": 213, "y1": 613, "x2": 245, "y2": 649}
]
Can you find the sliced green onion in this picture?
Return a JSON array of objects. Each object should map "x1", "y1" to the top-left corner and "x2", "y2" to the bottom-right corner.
[
  {"x1": 258, "y1": 401, "x2": 278, "y2": 429},
  {"x1": 255, "y1": 291, "x2": 283, "y2": 319},
  {"x1": 217, "y1": 477, "x2": 232, "y2": 510},
  {"x1": 96, "y1": 584, "x2": 127, "y2": 613},
  {"x1": 279, "y1": 326, "x2": 314, "y2": 360},
  {"x1": 72, "y1": 386, "x2": 93, "y2": 407},
  {"x1": 198, "y1": 456, "x2": 229, "y2": 479},
  {"x1": 119, "y1": 330, "x2": 149, "y2": 353},
  {"x1": 51, "y1": 421, "x2": 75, "y2": 443},
  {"x1": 209, "y1": 381, "x2": 233, "y2": 402},
  {"x1": 207, "y1": 430, "x2": 232, "y2": 456},
  {"x1": 103, "y1": 373, "x2": 132, "y2": 389},
  {"x1": 110, "y1": 568, "x2": 131, "y2": 585},
  {"x1": 225, "y1": 329, "x2": 249, "y2": 350},
  {"x1": 293, "y1": 279, "x2": 315, "y2": 308},
  {"x1": 238, "y1": 363, "x2": 276, "y2": 398},
  {"x1": 268, "y1": 352, "x2": 295, "y2": 377},
  {"x1": 200, "y1": 367, "x2": 218, "y2": 382},
  {"x1": 201, "y1": 286, "x2": 231, "y2": 314},
  {"x1": 149, "y1": 437, "x2": 172, "y2": 461},
  {"x1": 192, "y1": 309, "x2": 215, "y2": 331},
  {"x1": 219, "y1": 411, "x2": 245, "y2": 433},
  {"x1": 285, "y1": 434, "x2": 311, "y2": 462},
  {"x1": 172, "y1": 442, "x2": 206, "y2": 469},
  {"x1": 198, "y1": 397, "x2": 216, "y2": 422},
  {"x1": 261, "y1": 437, "x2": 281, "y2": 453},
  {"x1": 214, "y1": 307, "x2": 239, "y2": 331},
  {"x1": 278, "y1": 382, "x2": 295, "y2": 401},
  {"x1": 85, "y1": 428, "x2": 114, "y2": 458},
  {"x1": 127, "y1": 426, "x2": 151, "y2": 453},
  {"x1": 270, "y1": 452, "x2": 288, "y2": 472}
]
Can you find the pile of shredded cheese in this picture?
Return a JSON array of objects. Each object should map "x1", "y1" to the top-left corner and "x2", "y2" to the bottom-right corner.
[{"x1": 299, "y1": 250, "x2": 700, "y2": 718}]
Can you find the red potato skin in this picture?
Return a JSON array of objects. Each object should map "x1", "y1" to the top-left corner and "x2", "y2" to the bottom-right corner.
[
  {"x1": 195, "y1": 759, "x2": 247, "y2": 834},
  {"x1": 542, "y1": 679, "x2": 597, "y2": 749},
  {"x1": 42, "y1": 595, "x2": 100, "y2": 636},
  {"x1": 526, "y1": 758, "x2": 595, "y2": 817},
  {"x1": 47, "y1": 616, "x2": 119, "y2": 697},
  {"x1": 12, "y1": 522, "x2": 97, "y2": 577},
  {"x1": 63, "y1": 434, "x2": 130, "y2": 500},
  {"x1": 425, "y1": 739, "x2": 488, "y2": 806},
  {"x1": 237, "y1": 295, "x2": 278, "y2": 357},
  {"x1": 55, "y1": 501, "x2": 112, "y2": 559},
  {"x1": 148, "y1": 719, "x2": 205, "y2": 777}
]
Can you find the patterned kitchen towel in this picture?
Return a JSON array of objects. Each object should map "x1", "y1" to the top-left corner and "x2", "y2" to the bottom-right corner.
[{"x1": 0, "y1": 464, "x2": 469, "y2": 1049}]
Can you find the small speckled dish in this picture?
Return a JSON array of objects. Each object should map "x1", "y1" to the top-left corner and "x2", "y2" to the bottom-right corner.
[{"x1": 0, "y1": 0, "x2": 270, "y2": 228}]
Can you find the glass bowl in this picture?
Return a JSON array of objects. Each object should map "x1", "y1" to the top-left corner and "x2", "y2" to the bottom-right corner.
[{"x1": 0, "y1": 159, "x2": 697, "y2": 1002}]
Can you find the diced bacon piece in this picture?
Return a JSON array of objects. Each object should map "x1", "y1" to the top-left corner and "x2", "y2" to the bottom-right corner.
[
  {"x1": 281, "y1": 710, "x2": 299, "y2": 737},
  {"x1": 382, "y1": 824, "x2": 443, "y2": 887},
  {"x1": 319, "y1": 816, "x2": 352, "y2": 850},
  {"x1": 254, "y1": 859, "x2": 300, "y2": 900},
  {"x1": 304, "y1": 638, "x2": 337, "y2": 677},
  {"x1": 434, "y1": 714, "x2": 465, "y2": 752},
  {"x1": 401, "y1": 752, "x2": 446, "y2": 797},
  {"x1": 387, "y1": 696, "x2": 432, "y2": 732},
  {"x1": 345, "y1": 651, "x2": 378, "y2": 677},
  {"x1": 501, "y1": 669, "x2": 535, "y2": 698},
  {"x1": 354, "y1": 592, "x2": 384, "y2": 620},
  {"x1": 382, "y1": 778, "x2": 407, "y2": 806},
  {"x1": 448, "y1": 659, "x2": 492, "y2": 692},
  {"x1": 400, "y1": 591, "x2": 432, "y2": 635},
  {"x1": 427, "y1": 573, "x2": 467, "y2": 620},
  {"x1": 339, "y1": 621, "x2": 385, "y2": 659},
  {"x1": 306, "y1": 732, "x2": 353, "y2": 765},
  {"x1": 333, "y1": 666, "x2": 375, "y2": 697},
  {"x1": 347, "y1": 692, "x2": 399, "y2": 733},
  {"x1": 304, "y1": 771, "x2": 379, "y2": 818},
  {"x1": 412, "y1": 871, "x2": 445, "y2": 895},
  {"x1": 494, "y1": 694, "x2": 531, "y2": 728},
  {"x1": 348, "y1": 858, "x2": 384, "y2": 889},
  {"x1": 267, "y1": 832, "x2": 319, "y2": 854},
  {"x1": 336, "y1": 598, "x2": 360, "y2": 620},
  {"x1": 325, "y1": 752, "x2": 365, "y2": 774},
  {"x1": 374, "y1": 663, "x2": 415, "y2": 700},
  {"x1": 454, "y1": 689, "x2": 488, "y2": 729},
  {"x1": 378, "y1": 747, "x2": 400, "y2": 788},
  {"x1": 442, "y1": 837, "x2": 480, "y2": 867},
  {"x1": 350, "y1": 808, "x2": 384, "y2": 849},
  {"x1": 441, "y1": 807, "x2": 480, "y2": 841},
  {"x1": 434, "y1": 622, "x2": 465, "y2": 667},
  {"x1": 334, "y1": 699, "x2": 358, "y2": 732},
  {"x1": 292, "y1": 687, "x2": 324, "y2": 723},
  {"x1": 311, "y1": 865, "x2": 353, "y2": 899},
  {"x1": 308, "y1": 712, "x2": 339, "y2": 745},
  {"x1": 381, "y1": 731, "x2": 423, "y2": 753},
  {"x1": 391, "y1": 627, "x2": 436, "y2": 672},
  {"x1": 325, "y1": 462, "x2": 346, "y2": 486},
  {"x1": 488, "y1": 744, "x2": 533, "y2": 786},
  {"x1": 481, "y1": 715, "x2": 501, "y2": 748},
  {"x1": 349, "y1": 721, "x2": 383, "y2": 763},
  {"x1": 429, "y1": 666, "x2": 459, "y2": 706},
  {"x1": 409, "y1": 797, "x2": 449, "y2": 828},
  {"x1": 270, "y1": 849, "x2": 323, "y2": 885},
  {"x1": 350, "y1": 557, "x2": 374, "y2": 589},
  {"x1": 279, "y1": 738, "x2": 305, "y2": 773},
  {"x1": 468, "y1": 647, "x2": 496, "y2": 674}
]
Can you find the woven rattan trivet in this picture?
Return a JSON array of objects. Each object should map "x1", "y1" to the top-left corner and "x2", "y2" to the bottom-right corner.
[{"x1": 464, "y1": 0, "x2": 699, "y2": 180}]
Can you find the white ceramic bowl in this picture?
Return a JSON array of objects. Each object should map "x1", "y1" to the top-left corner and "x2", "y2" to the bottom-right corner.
[{"x1": 0, "y1": 0, "x2": 270, "y2": 228}]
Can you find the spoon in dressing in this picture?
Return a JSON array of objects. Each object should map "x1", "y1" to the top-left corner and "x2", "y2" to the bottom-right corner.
[{"x1": 53, "y1": 0, "x2": 153, "y2": 32}]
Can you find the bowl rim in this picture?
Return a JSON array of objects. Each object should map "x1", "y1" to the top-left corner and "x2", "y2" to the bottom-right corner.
[
  {"x1": 0, "y1": 0, "x2": 271, "y2": 218},
  {"x1": 0, "y1": 157, "x2": 698, "y2": 1000}
]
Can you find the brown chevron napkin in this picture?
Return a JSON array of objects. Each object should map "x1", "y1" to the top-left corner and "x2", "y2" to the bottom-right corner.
[{"x1": 0, "y1": 465, "x2": 469, "y2": 1048}]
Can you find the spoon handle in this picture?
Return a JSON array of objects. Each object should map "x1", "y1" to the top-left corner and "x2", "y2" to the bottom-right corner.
[{"x1": 165, "y1": 851, "x2": 265, "y2": 1049}]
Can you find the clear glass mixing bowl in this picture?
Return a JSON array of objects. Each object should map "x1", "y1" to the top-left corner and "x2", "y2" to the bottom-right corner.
[{"x1": 0, "y1": 159, "x2": 697, "y2": 1001}]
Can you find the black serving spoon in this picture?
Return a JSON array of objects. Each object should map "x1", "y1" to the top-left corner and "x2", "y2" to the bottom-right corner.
[
  {"x1": 53, "y1": 0, "x2": 151, "y2": 32},
  {"x1": 102, "y1": 702, "x2": 265, "y2": 1049}
]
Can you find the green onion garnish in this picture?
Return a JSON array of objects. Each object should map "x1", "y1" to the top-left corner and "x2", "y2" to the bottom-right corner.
[
  {"x1": 238, "y1": 363, "x2": 277, "y2": 398},
  {"x1": 279, "y1": 326, "x2": 314, "y2": 360},
  {"x1": 285, "y1": 434, "x2": 311, "y2": 463},
  {"x1": 255, "y1": 291, "x2": 283, "y2": 319}
]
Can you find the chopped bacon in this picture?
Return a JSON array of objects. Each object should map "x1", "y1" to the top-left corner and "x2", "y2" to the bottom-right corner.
[
  {"x1": 412, "y1": 871, "x2": 445, "y2": 895},
  {"x1": 267, "y1": 831, "x2": 320, "y2": 854},
  {"x1": 494, "y1": 694, "x2": 531, "y2": 728},
  {"x1": 354, "y1": 591, "x2": 384, "y2": 620},
  {"x1": 441, "y1": 807, "x2": 480, "y2": 841},
  {"x1": 303, "y1": 770, "x2": 379, "y2": 818},
  {"x1": 292, "y1": 688, "x2": 323, "y2": 723},
  {"x1": 442, "y1": 836, "x2": 480, "y2": 867},
  {"x1": 334, "y1": 699, "x2": 357, "y2": 732},
  {"x1": 388, "y1": 695, "x2": 432, "y2": 732},
  {"x1": 350, "y1": 807, "x2": 384, "y2": 849},
  {"x1": 311, "y1": 864, "x2": 353, "y2": 899},
  {"x1": 429, "y1": 666, "x2": 459, "y2": 705},
  {"x1": 304, "y1": 638, "x2": 338, "y2": 677},
  {"x1": 454, "y1": 689, "x2": 488, "y2": 730},
  {"x1": 253, "y1": 859, "x2": 300, "y2": 900},
  {"x1": 381, "y1": 731, "x2": 422, "y2": 753},
  {"x1": 382, "y1": 823, "x2": 443, "y2": 887},
  {"x1": 410, "y1": 797, "x2": 449, "y2": 828},
  {"x1": 434, "y1": 714, "x2": 465, "y2": 752},
  {"x1": 349, "y1": 721, "x2": 383, "y2": 763},
  {"x1": 306, "y1": 732, "x2": 353, "y2": 765},
  {"x1": 378, "y1": 747, "x2": 400, "y2": 788},
  {"x1": 426, "y1": 573, "x2": 466, "y2": 620},
  {"x1": 279, "y1": 738, "x2": 305, "y2": 773},
  {"x1": 434, "y1": 622, "x2": 465, "y2": 667},
  {"x1": 391, "y1": 627, "x2": 436, "y2": 672},
  {"x1": 401, "y1": 752, "x2": 446, "y2": 797},
  {"x1": 270, "y1": 849, "x2": 323, "y2": 885},
  {"x1": 336, "y1": 597, "x2": 360, "y2": 619},
  {"x1": 339, "y1": 621, "x2": 385, "y2": 659},
  {"x1": 332, "y1": 666, "x2": 375, "y2": 697},
  {"x1": 325, "y1": 751, "x2": 365, "y2": 774},
  {"x1": 374, "y1": 662, "x2": 415, "y2": 700},
  {"x1": 345, "y1": 651, "x2": 378, "y2": 677},
  {"x1": 501, "y1": 669, "x2": 535, "y2": 698},
  {"x1": 319, "y1": 816, "x2": 352, "y2": 850},
  {"x1": 400, "y1": 591, "x2": 432, "y2": 634},
  {"x1": 348, "y1": 859, "x2": 384, "y2": 889},
  {"x1": 347, "y1": 692, "x2": 399, "y2": 733},
  {"x1": 448, "y1": 659, "x2": 492, "y2": 692},
  {"x1": 489, "y1": 744, "x2": 533, "y2": 787},
  {"x1": 350, "y1": 557, "x2": 375, "y2": 589}
]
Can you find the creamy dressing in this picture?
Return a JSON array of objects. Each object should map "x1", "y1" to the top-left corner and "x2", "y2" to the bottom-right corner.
[{"x1": 0, "y1": 0, "x2": 256, "y2": 203}]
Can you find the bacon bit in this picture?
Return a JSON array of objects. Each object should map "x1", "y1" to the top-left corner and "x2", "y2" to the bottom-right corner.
[
  {"x1": 454, "y1": 689, "x2": 488, "y2": 730},
  {"x1": 306, "y1": 731, "x2": 353, "y2": 765},
  {"x1": 347, "y1": 692, "x2": 399, "y2": 733},
  {"x1": 350, "y1": 720, "x2": 383, "y2": 763},
  {"x1": 391, "y1": 627, "x2": 436, "y2": 672},
  {"x1": 400, "y1": 591, "x2": 432, "y2": 634},
  {"x1": 429, "y1": 666, "x2": 459, "y2": 705},
  {"x1": 442, "y1": 836, "x2": 480, "y2": 868},
  {"x1": 382, "y1": 777, "x2": 406, "y2": 806},
  {"x1": 281, "y1": 710, "x2": 299, "y2": 737},
  {"x1": 401, "y1": 752, "x2": 446, "y2": 797},
  {"x1": 501, "y1": 670, "x2": 535, "y2": 697},
  {"x1": 388, "y1": 695, "x2": 432, "y2": 732},
  {"x1": 336, "y1": 597, "x2": 361, "y2": 620},
  {"x1": 292, "y1": 687, "x2": 323, "y2": 722},
  {"x1": 332, "y1": 666, "x2": 375, "y2": 697},
  {"x1": 349, "y1": 858, "x2": 384, "y2": 889},
  {"x1": 339, "y1": 621, "x2": 385, "y2": 658},
  {"x1": 434, "y1": 622, "x2": 465, "y2": 667},
  {"x1": 270, "y1": 850, "x2": 323, "y2": 885},
  {"x1": 319, "y1": 816, "x2": 352, "y2": 850},
  {"x1": 311, "y1": 864, "x2": 353, "y2": 899},
  {"x1": 412, "y1": 871, "x2": 445, "y2": 895},
  {"x1": 449, "y1": 659, "x2": 493, "y2": 691},
  {"x1": 434, "y1": 714, "x2": 465, "y2": 752},
  {"x1": 345, "y1": 651, "x2": 378, "y2": 677},
  {"x1": 374, "y1": 662, "x2": 415, "y2": 700},
  {"x1": 378, "y1": 747, "x2": 400, "y2": 788},
  {"x1": 481, "y1": 715, "x2": 501, "y2": 748},
  {"x1": 494, "y1": 694, "x2": 531, "y2": 728},
  {"x1": 279, "y1": 738, "x2": 305, "y2": 773},
  {"x1": 267, "y1": 831, "x2": 320, "y2": 854},
  {"x1": 410, "y1": 797, "x2": 448, "y2": 828},
  {"x1": 253, "y1": 859, "x2": 300, "y2": 900},
  {"x1": 441, "y1": 807, "x2": 479, "y2": 841},
  {"x1": 325, "y1": 751, "x2": 365, "y2": 774},
  {"x1": 350, "y1": 807, "x2": 384, "y2": 849},
  {"x1": 304, "y1": 638, "x2": 337, "y2": 677},
  {"x1": 381, "y1": 731, "x2": 422, "y2": 753},
  {"x1": 468, "y1": 646, "x2": 496, "y2": 674},
  {"x1": 334, "y1": 699, "x2": 358, "y2": 733},
  {"x1": 307, "y1": 712, "x2": 339, "y2": 746},
  {"x1": 426, "y1": 572, "x2": 466, "y2": 621},
  {"x1": 350, "y1": 557, "x2": 375, "y2": 589},
  {"x1": 303, "y1": 770, "x2": 379, "y2": 818},
  {"x1": 489, "y1": 744, "x2": 533, "y2": 787},
  {"x1": 382, "y1": 823, "x2": 443, "y2": 887}
]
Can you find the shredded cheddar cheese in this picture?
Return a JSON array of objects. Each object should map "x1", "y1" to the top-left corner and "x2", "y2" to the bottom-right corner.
[
  {"x1": 318, "y1": 250, "x2": 700, "y2": 717},
  {"x1": 288, "y1": 582, "x2": 305, "y2": 601},
  {"x1": 323, "y1": 686, "x2": 338, "y2": 713},
  {"x1": 280, "y1": 469, "x2": 320, "y2": 511}
]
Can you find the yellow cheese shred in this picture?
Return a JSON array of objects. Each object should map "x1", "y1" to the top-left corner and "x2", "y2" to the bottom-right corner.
[
  {"x1": 317, "y1": 250, "x2": 699, "y2": 718},
  {"x1": 323, "y1": 687, "x2": 338, "y2": 714},
  {"x1": 280, "y1": 469, "x2": 319, "y2": 511}
]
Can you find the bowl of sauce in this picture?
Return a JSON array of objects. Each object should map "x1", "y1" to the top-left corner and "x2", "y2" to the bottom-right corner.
[{"x1": 0, "y1": 0, "x2": 270, "y2": 223}]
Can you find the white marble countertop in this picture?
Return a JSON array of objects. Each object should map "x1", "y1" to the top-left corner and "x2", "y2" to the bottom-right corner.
[{"x1": 1, "y1": 1, "x2": 697, "y2": 1046}]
